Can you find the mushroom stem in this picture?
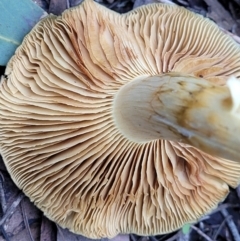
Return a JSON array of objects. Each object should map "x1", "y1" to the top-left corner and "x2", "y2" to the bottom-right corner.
[{"x1": 113, "y1": 73, "x2": 240, "y2": 162}]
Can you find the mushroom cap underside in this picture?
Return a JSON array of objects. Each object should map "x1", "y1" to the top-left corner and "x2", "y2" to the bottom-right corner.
[{"x1": 0, "y1": 0, "x2": 240, "y2": 238}]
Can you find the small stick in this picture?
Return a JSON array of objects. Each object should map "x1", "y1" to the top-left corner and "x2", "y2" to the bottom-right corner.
[
  {"x1": 66, "y1": 0, "x2": 70, "y2": 8},
  {"x1": 0, "y1": 193, "x2": 24, "y2": 226},
  {"x1": 0, "y1": 226, "x2": 10, "y2": 241},
  {"x1": 220, "y1": 208, "x2": 240, "y2": 241},
  {"x1": 191, "y1": 225, "x2": 216, "y2": 241},
  {"x1": 149, "y1": 236, "x2": 159, "y2": 241},
  {"x1": 130, "y1": 234, "x2": 138, "y2": 241},
  {"x1": 157, "y1": 0, "x2": 176, "y2": 4},
  {"x1": 220, "y1": 27, "x2": 240, "y2": 44},
  {"x1": 0, "y1": 172, "x2": 7, "y2": 213},
  {"x1": 208, "y1": 203, "x2": 240, "y2": 216},
  {"x1": 21, "y1": 198, "x2": 34, "y2": 241},
  {"x1": 213, "y1": 216, "x2": 230, "y2": 240}
]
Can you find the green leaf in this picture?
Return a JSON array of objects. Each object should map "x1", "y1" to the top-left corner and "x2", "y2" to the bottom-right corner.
[
  {"x1": 182, "y1": 223, "x2": 191, "y2": 234},
  {"x1": 0, "y1": 0, "x2": 46, "y2": 65}
]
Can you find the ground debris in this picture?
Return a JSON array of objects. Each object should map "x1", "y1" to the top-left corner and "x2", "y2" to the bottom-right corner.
[
  {"x1": 204, "y1": 0, "x2": 235, "y2": 31},
  {"x1": 0, "y1": 158, "x2": 42, "y2": 241}
]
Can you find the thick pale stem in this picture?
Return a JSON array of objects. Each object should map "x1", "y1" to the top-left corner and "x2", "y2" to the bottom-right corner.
[{"x1": 113, "y1": 73, "x2": 240, "y2": 162}]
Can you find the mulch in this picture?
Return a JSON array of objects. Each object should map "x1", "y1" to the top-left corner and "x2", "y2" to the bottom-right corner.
[{"x1": 1, "y1": 0, "x2": 240, "y2": 240}]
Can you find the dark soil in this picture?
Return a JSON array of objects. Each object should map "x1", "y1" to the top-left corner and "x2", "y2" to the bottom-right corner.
[{"x1": 1, "y1": 0, "x2": 240, "y2": 240}]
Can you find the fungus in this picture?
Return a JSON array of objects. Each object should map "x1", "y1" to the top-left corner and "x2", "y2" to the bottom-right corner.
[{"x1": 0, "y1": 0, "x2": 240, "y2": 238}]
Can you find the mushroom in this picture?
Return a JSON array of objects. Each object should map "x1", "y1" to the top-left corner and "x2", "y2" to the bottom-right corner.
[{"x1": 0, "y1": 0, "x2": 240, "y2": 238}]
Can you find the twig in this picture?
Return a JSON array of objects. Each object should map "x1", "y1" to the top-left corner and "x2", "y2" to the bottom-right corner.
[
  {"x1": 0, "y1": 192, "x2": 24, "y2": 226},
  {"x1": 220, "y1": 208, "x2": 240, "y2": 241},
  {"x1": 149, "y1": 236, "x2": 159, "y2": 241},
  {"x1": 108, "y1": 0, "x2": 121, "y2": 9},
  {"x1": 208, "y1": 203, "x2": 240, "y2": 216},
  {"x1": 0, "y1": 172, "x2": 10, "y2": 241},
  {"x1": 0, "y1": 173, "x2": 7, "y2": 213},
  {"x1": 213, "y1": 216, "x2": 230, "y2": 240},
  {"x1": 191, "y1": 225, "x2": 216, "y2": 241},
  {"x1": 130, "y1": 234, "x2": 138, "y2": 241},
  {"x1": 21, "y1": 198, "x2": 34, "y2": 241},
  {"x1": 164, "y1": 231, "x2": 181, "y2": 241},
  {"x1": 66, "y1": 0, "x2": 70, "y2": 8},
  {"x1": 157, "y1": 0, "x2": 176, "y2": 4},
  {"x1": 0, "y1": 226, "x2": 10, "y2": 241},
  {"x1": 220, "y1": 27, "x2": 240, "y2": 44},
  {"x1": 0, "y1": 173, "x2": 5, "y2": 183},
  {"x1": 199, "y1": 215, "x2": 210, "y2": 222},
  {"x1": 176, "y1": 0, "x2": 188, "y2": 6}
]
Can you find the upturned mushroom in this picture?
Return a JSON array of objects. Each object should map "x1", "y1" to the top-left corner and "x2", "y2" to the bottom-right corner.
[{"x1": 0, "y1": 0, "x2": 240, "y2": 238}]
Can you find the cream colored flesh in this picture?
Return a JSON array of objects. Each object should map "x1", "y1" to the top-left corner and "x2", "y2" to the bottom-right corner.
[{"x1": 114, "y1": 73, "x2": 240, "y2": 162}]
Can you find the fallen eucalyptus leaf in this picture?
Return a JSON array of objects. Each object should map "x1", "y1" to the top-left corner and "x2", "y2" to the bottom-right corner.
[{"x1": 0, "y1": 0, "x2": 46, "y2": 65}]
